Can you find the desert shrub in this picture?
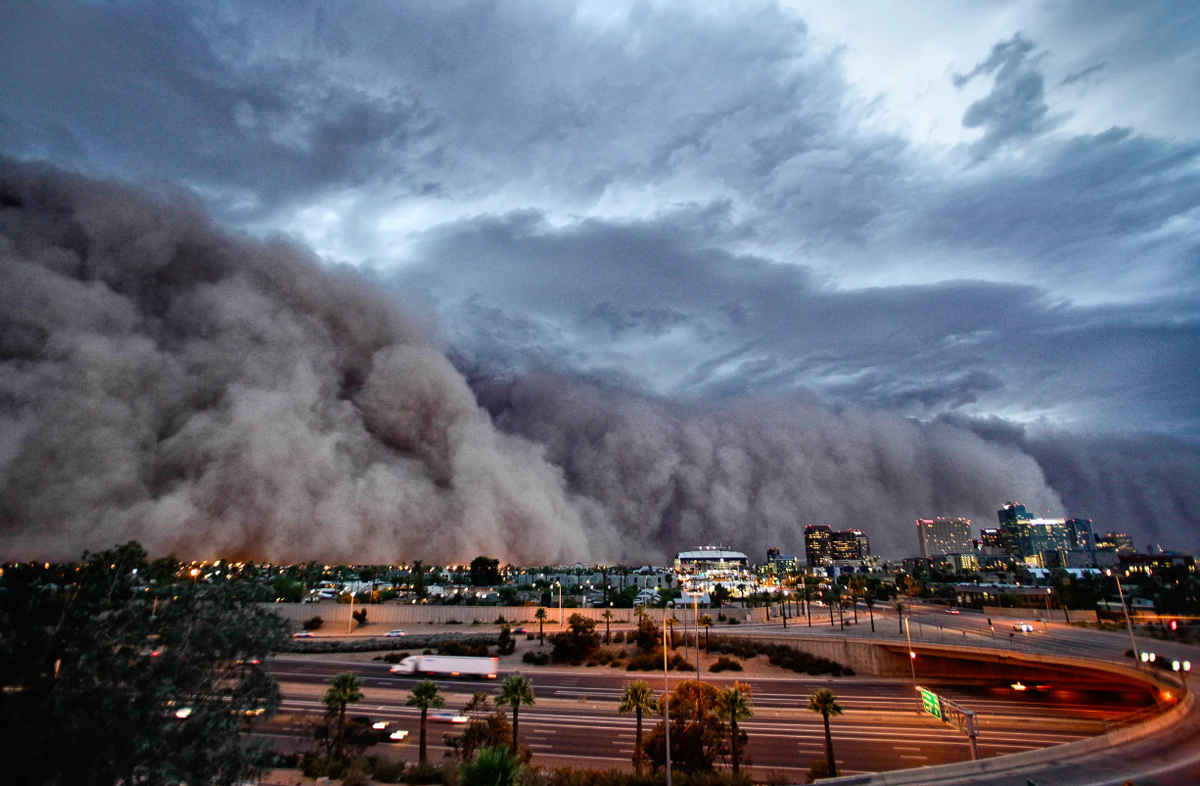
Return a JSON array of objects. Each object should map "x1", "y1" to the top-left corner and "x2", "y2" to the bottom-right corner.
[
  {"x1": 626, "y1": 652, "x2": 661, "y2": 671},
  {"x1": 612, "y1": 631, "x2": 626, "y2": 644},
  {"x1": 710, "y1": 656, "x2": 743, "y2": 672},
  {"x1": 726, "y1": 617, "x2": 740, "y2": 625},
  {"x1": 440, "y1": 640, "x2": 490, "y2": 657},
  {"x1": 552, "y1": 614, "x2": 602, "y2": 662},
  {"x1": 371, "y1": 757, "x2": 406, "y2": 783},
  {"x1": 342, "y1": 763, "x2": 371, "y2": 786},
  {"x1": 842, "y1": 668, "x2": 856, "y2": 676},
  {"x1": 405, "y1": 763, "x2": 444, "y2": 784},
  {"x1": 303, "y1": 615, "x2": 324, "y2": 631},
  {"x1": 522, "y1": 651, "x2": 550, "y2": 665},
  {"x1": 446, "y1": 619, "x2": 463, "y2": 625},
  {"x1": 352, "y1": 608, "x2": 368, "y2": 625},
  {"x1": 805, "y1": 759, "x2": 832, "y2": 783},
  {"x1": 669, "y1": 653, "x2": 694, "y2": 671}
]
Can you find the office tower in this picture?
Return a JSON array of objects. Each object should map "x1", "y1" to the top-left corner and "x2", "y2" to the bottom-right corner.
[
  {"x1": 804, "y1": 525, "x2": 832, "y2": 566},
  {"x1": 916, "y1": 517, "x2": 973, "y2": 558}
]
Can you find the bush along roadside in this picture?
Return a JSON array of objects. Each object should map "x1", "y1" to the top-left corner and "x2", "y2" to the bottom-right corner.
[{"x1": 711, "y1": 637, "x2": 851, "y2": 676}]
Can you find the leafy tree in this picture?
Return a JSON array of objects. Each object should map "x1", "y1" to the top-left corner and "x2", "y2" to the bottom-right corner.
[
  {"x1": 470, "y1": 556, "x2": 502, "y2": 587},
  {"x1": 535, "y1": 607, "x2": 548, "y2": 644},
  {"x1": 406, "y1": 679, "x2": 445, "y2": 764},
  {"x1": 445, "y1": 693, "x2": 514, "y2": 761},
  {"x1": 634, "y1": 615, "x2": 661, "y2": 654},
  {"x1": 643, "y1": 680, "x2": 730, "y2": 773},
  {"x1": 807, "y1": 689, "x2": 843, "y2": 778},
  {"x1": 715, "y1": 682, "x2": 754, "y2": 774},
  {"x1": 351, "y1": 608, "x2": 368, "y2": 627},
  {"x1": 497, "y1": 674, "x2": 536, "y2": 756},
  {"x1": 272, "y1": 574, "x2": 305, "y2": 602},
  {"x1": 323, "y1": 672, "x2": 364, "y2": 762},
  {"x1": 0, "y1": 542, "x2": 286, "y2": 786},
  {"x1": 619, "y1": 681, "x2": 657, "y2": 777},
  {"x1": 460, "y1": 746, "x2": 523, "y2": 786},
  {"x1": 410, "y1": 561, "x2": 428, "y2": 600},
  {"x1": 710, "y1": 585, "x2": 733, "y2": 608},
  {"x1": 497, "y1": 625, "x2": 516, "y2": 655},
  {"x1": 552, "y1": 613, "x2": 601, "y2": 662}
]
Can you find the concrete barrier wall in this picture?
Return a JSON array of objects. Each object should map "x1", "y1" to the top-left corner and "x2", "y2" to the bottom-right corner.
[
  {"x1": 982, "y1": 606, "x2": 1098, "y2": 623},
  {"x1": 261, "y1": 602, "x2": 753, "y2": 626}
]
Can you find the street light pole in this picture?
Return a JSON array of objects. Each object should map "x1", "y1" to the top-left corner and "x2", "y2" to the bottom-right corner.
[
  {"x1": 905, "y1": 617, "x2": 919, "y2": 712},
  {"x1": 1108, "y1": 569, "x2": 1140, "y2": 662},
  {"x1": 663, "y1": 602, "x2": 673, "y2": 786}
]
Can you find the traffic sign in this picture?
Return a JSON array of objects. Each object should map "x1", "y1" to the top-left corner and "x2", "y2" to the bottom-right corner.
[{"x1": 919, "y1": 687, "x2": 942, "y2": 719}]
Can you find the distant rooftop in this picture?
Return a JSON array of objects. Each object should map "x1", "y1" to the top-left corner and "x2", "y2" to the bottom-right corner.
[{"x1": 677, "y1": 547, "x2": 748, "y2": 562}]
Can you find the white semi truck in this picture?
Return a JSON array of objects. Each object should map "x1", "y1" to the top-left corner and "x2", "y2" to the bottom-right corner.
[{"x1": 389, "y1": 655, "x2": 500, "y2": 679}]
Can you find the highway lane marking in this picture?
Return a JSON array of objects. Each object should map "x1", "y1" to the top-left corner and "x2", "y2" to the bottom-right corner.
[{"x1": 899, "y1": 755, "x2": 928, "y2": 760}]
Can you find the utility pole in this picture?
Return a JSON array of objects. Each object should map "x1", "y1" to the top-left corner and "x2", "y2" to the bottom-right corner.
[
  {"x1": 663, "y1": 602, "x2": 673, "y2": 786},
  {"x1": 905, "y1": 617, "x2": 919, "y2": 712}
]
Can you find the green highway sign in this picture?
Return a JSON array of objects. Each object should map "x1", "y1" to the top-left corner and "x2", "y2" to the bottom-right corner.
[{"x1": 919, "y1": 687, "x2": 942, "y2": 719}]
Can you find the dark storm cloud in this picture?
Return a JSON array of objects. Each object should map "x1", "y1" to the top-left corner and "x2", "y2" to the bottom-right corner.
[
  {"x1": 940, "y1": 415, "x2": 1200, "y2": 552},
  {"x1": 0, "y1": 160, "x2": 601, "y2": 563},
  {"x1": 1, "y1": 1, "x2": 1198, "y2": 559},
  {"x1": 954, "y1": 34, "x2": 1054, "y2": 159},
  {"x1": 398, "y1": 210, "x2": 1200, "y2": 437}
]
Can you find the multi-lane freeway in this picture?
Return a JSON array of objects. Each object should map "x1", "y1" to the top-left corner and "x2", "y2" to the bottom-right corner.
[{"x1": 260, "y1": 654, "x2": 1155, "y2": 779}]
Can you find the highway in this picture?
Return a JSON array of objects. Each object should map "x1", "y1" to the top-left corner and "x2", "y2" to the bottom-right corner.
[{"x1": 260, "y1": 654, "x2": 1154, "y2": 779}]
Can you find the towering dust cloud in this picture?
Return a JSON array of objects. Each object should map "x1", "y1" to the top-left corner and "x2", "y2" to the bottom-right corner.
[
  {"x1": 0, "y1": 160, "x2": 595, "y2": 563},
  {"x1": 2, "y1": 161, "x2": 1193, "y2": 563}
]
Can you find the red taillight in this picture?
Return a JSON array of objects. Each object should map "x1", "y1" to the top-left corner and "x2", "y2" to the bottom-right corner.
[{"x1": 150, "y1": 650, "x2": 161, "y2": 658}]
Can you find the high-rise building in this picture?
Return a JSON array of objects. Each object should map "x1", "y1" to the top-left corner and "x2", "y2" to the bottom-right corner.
[
  {"x1": 916, "y1": 517, "x2": 973, "y2": 558},
  {"x1": 979, "y1": 528, "x2": 1004, "y2": 551},
  {"x1": 997, "y1": 502, "x2": 1031, "y2": 558},
  {"x1": 1096, "y1": 532, "x2": 1136, "y2": 554},
  {"x1": 766, "y1": 547, "x2": 780, "y2": 562},
  {"x1": 850, "y1": 529, "x2": 870, "y2": 558},
  {"x1": 1066, "y1": 518, "x2": 1094, "y2": 550},
  {"x1": 830, "y1": 531, "x2": 862, "y2": 561},
  {"x1": 804, "y1": 525, "x2": 832, "y2": 566},
  {"x1": 996, "y1": 503, "x2": 1080, "y2": 566}
]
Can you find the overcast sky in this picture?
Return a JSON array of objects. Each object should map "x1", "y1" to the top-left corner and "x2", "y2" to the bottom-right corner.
[{"x1": 2, "y1": 1, "x2": 1199, "y2": 556}]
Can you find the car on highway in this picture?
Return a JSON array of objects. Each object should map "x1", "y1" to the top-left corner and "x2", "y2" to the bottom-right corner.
[
  {"x1": 428, "y1": 711, "x2": 469, "y2": 724},
  {"x1": 1012, "y1": 622, "x2": 1035, "y2": 632},
  {"x1": 946, "y1": 608, "x2": 961, "y2": 614},
  {"x1": 292, "y1": 631, "x2": 314, "y2": 638},
  {"x1": 385, "y1": 629, "x2": 406, "y2": 637},
  {"x1": 372, "y1": 721, "x2": 389, "y2": 730},
  {"x1": 389, "y1": 729, "x2": 410, "y2": 741},
  {"x1": 511, "y1": 627, "x2": 526, "y2": 634}
]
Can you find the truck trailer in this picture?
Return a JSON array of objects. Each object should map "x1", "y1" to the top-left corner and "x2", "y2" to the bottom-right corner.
[{"x1": 389, "y1": 655, "x2": 499, "y2": 679}]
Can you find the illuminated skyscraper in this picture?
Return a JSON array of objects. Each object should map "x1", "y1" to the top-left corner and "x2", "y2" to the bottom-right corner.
[{"x1": 916, "y1": 517, "x2": 972, "y2": 557}]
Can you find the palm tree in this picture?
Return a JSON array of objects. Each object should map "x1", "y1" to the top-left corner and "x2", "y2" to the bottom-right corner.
[
  {"x1": 634, "y1": 605, "x2": 648, "y2": 624},
  {"x1": 535, "y1": 607, "x2": 547, "y2": 645},
  {"x1": 497, "y1": 673, "x2": 536, "y2": 756},
  {"x1": 666, "y1": 614, "x2": 680, "y2": 649},
  {"x1": 895, "y1": 600, "x2": 905, "y2": 633},
  {"x1": 698, "y1": 614, "x2": 714, "y2": 653},
  {"x1": 864, "y1": 591, "x2": 876, "y2": 633},
  {"x1": 460, "y1": 746, "x2": 523, "y2": 786},
  {"x1": 618, "y1": 680, "x2": 656, "y2": 776},
  {"x1": 807, "y1": 689, "x2": 843, "y2": 778},
  {"x1": 323, "y1": 672, "x2": 364, "y2": 763},
  {"x1": 603, "y1": 609, "x2": 614, "y2": 644},
  {"x1": 715, "y1": 682, "x2": 754, "y2": 774},
  {"x1": 406, "y1": 678, "x2": 445, "y2": 765}
]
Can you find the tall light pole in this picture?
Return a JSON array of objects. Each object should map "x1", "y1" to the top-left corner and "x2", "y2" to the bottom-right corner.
[
  {"x1": 686, "y1": 590, "x2": 703, "y2": 674},
  {"x1": 1107, "y1": 569, "x2": 1140, "y2": 662},
  {"x1": 557, "y1": 581, "x2": 563, "y2": 628},
  {"x1": 905, "y1": 617, "x2": 919, "y2": 712},
  {"x1": 663, "y1": 601, "x2": 673, "y2": 786}
]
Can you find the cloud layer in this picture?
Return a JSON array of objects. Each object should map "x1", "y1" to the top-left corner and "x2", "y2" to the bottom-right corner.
[{"x1": 1, "y1": 2, "x2": 1198, "y2": 559}]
